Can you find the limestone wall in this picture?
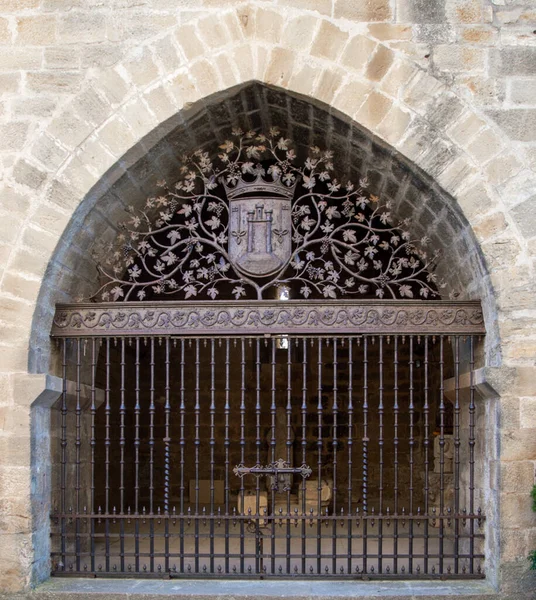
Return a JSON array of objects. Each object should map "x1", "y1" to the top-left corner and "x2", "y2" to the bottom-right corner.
[{"x1": 0, "y1": 0, "x2": 535, "y2": 596}]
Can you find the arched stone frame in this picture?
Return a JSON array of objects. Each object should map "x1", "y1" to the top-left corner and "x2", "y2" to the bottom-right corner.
[{"x1": 1, "y1": 5, "x2": 534, "y2": 594}]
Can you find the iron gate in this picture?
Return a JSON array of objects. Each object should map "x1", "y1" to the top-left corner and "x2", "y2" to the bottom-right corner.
[{"x1": 50, "y1": 300, "x2": 486, "y2": 579}]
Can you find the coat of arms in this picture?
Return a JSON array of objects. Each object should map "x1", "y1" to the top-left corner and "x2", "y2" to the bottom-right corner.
[{"x1": 223, "y1": 169, "x2": 296, "y2": 278}]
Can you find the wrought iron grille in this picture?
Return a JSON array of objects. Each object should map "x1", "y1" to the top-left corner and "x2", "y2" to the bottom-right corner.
[{"x1": 50, "y1": 302, "x2": 486, "y2": 580}]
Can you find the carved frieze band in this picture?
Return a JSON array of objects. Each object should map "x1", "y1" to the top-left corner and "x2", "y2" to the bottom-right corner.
[{"x1": 51, "y1": 300, "x2": 485, "y2": 337}]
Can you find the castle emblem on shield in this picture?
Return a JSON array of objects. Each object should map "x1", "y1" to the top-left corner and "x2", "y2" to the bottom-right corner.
[{"x1": 223, "y1": 169, "x2": 297, "y2": 278}]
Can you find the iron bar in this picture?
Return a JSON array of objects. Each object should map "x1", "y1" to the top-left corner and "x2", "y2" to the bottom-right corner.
[{"x1": 50, "y1": 332, "x2": 486, "y2": 581}]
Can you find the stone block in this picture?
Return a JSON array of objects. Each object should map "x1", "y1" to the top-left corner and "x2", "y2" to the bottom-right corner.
[
  {"x1": 265, "y1": 47, "x2": 295, "y2": 88},
  {"x1": 31, "y1": 134, "x2": 67, "y2": 172},
  {"x1": 501, "y1": 428, "x2": 536, "y2": 461},
  {"x1": 0, "y1": 122, "x2": 29, "y2": 153},
  {"x1": 175, "y1": 25, "x2": 205, "y2": 62},
  {"x1": 281, "y1": 15, "x2": 318, "y2": 52},
  {"x1": 44, "y1": 46, "x2": 80, "y2": 70},
  {"x1": 312, "y1": 20, "x2": 349, "y2": 61},
  {"x1": 491, "y1": 47, "x2": 536, "y2": 76},
  {"x1": 47, "y1": 110, "x2": 93, "y2": 150},
  {"x1": 189, "y1": 58, "x2": 220, "y2": 97},
  {"x1": 97, "y1": 116, "x2": 137, "y2": 158},
  {"x1": 461, "y1": 25, "x2": 498, "y2": 44},
  {"x1": 122, "y1": 46, "x2": 159, "y2": 88},
  {"x1": 501, "y1": 493, "x2": 536, "y2": 529},
  {"x1": 278, "y1": 0, "x2": 331, "y2": 15},
  {"x1": 0, "y1": 0, "x2": 38, "y2": 8},
  {"x1": 466, "y1": 128, "x2": 504, "y2": 164},
  {"x1": 331, "y1": 80, "x2": 370, "y2": 116},
  {"x1": 26, "y1": 72, "x2": 82, "y2": 94},
  {"x1": 368, "y1": 23, "x2": 412, "y2": 40},
  {"x1": 12, "y1": 97, "x2": 56, "y2": 119},
  {"x1": 380, "y1": 57, "x2": 419, "y2": 98},
  {"x1": 376, "y1": 104, "x2": 412, "y2": 145},
  {"x1": 366, "y1": 44, "x2": 394, "y2": 81},
  {"x1": 402, "y1": 70, "x2": 445, "y2": 114},
  {"x1": 28, "y1": 204, "x2": 70, "y2": 238},
  {"x1": 509, "y1": 79, "x2": 536, "y2": 106},
  {"x1": 13, "y1": 160, "x2": 47, "y2": 191},
  {"x1": 520, "y1": 398, "x2": 536, "y2": 429},
  {"x1": 487, "y1": 109, "x2": 536, "y2": 142},
  {"x1": 90, "y1": 68, "x2": 129, "y2": 107},
  {"x1": 498, "y1": 169, "x2": 536, "y2": 208},
  {"x1": 447, "y1": 111, "x2": 487, "y2": 147},
  {"x1": 314, "y1": 69, "x2": 343, "y2": 104},
  {"x1": 167, "y1": 71, "x2": 199, "y2": 109},
  {"x1": 355, "y1": 90, "x2": 392, "y2": 129},
  {"x1": 341, "y1": 34, "x2": 377, "y2": 72},
  {"x1": 0, "y1": 47, "x2": 42, "y2": 70},
  {"x1": 500, "y1": 460, "x2": 536, "y2": 496},
  {"x1": 433, "y1": 45, "x2": 486, "y2": 72},
  {"x1": 152, "y1": 35, "x2": 183, "y2": 74},
  {"x1": 255, "y1": 8, "x2": 283, "y2": 44},
  {"x1": 397, "y1": 0, "x2": 446, "y2": 24},
  {"x1": 446, "y1": 0, "x2": 483, "y2": 23},
  {"x1": 511, "y1": 196, "x2": 536, "y2": 239},
  {"x1": 288, "y1": 63, "x2": 319, "y2": 97},
  {"x1": 0, "y1": 73, "x2": 20, "y2": 94},
  {"x1": 58, "y1": 11, "x2": 106, "y2": 44},
  {"x1": 0, "y1": 186, "x2": 30, "y2": 216},
  {"x1": 334, "y1": 0, "x2": 392, "y2": 21},
  {"x1": 197, "y1": 14, "x2": 231, "y2": 48},
  {"x1": 21, "y1": 225, "x2": 57, "y2": 258},
  {"x1": 16, "y1": 16, "x2": 56, "y2": 45},
  {"x1": 0, "y1": 16, "x2": 10, "y2": 44}
]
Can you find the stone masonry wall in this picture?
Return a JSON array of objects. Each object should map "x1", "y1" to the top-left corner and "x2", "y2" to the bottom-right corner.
[{"x1": 0, "y1": 0, "x2": 535, "y2": 596}]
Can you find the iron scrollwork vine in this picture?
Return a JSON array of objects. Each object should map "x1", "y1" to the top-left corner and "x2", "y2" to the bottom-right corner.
[{"x1": 93, "y1": 128, "x2": 447, "y2": 302}]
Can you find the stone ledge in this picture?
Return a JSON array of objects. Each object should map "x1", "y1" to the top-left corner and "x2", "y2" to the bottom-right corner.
[{"x1": 1, "y1": 578, "x2": 501, "y2": 600}]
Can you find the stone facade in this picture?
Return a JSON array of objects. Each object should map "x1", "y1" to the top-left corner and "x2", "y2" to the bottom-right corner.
[{"x1": 0, "y1": 0, "x2": 535, "y2": 597}]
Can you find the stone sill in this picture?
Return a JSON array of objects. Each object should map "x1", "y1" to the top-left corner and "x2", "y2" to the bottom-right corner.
[{"x1": 2, "y1": 578, "x2": 499, "y2": 600}]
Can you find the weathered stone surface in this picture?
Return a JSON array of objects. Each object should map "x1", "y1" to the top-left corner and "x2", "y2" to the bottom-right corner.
[
  {"x1": 487, "y1": 109, "x2": 536, "y2": 141},
  {"x1": 311, "y1": 20, "x2": 349, "y2": 61},
  {"x1": 511, "y1": 196, "x2": 536, "y2": 239},
  {"x1": 490, "y1": 47, "x2": 536, "y2": 76}
]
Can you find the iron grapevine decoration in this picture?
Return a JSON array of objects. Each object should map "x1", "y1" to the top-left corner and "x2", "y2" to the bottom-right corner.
[{"x1": 93, "y1": 129, "x2": 446, "y2": 302}]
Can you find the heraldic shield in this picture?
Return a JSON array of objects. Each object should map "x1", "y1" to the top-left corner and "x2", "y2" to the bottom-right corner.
[{"x1": 224, "y1": 171, "x2": 296, "y2": 278}]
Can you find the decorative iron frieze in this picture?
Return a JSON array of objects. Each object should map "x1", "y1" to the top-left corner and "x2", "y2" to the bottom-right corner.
[
  {"x1": 234, "y1": 459, "x2": 312, "y2": 493},
  {"x1": 51, "y1": 300, "x2": 485, "y2": 337},
  {"x1": 92, "y1": 129, "x2": 448, "y2": 303}
]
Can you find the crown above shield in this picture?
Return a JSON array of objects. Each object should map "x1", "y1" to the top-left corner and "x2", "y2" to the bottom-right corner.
[{"x1": 220, "y1": 169, "x2": 298, "y2": 200}]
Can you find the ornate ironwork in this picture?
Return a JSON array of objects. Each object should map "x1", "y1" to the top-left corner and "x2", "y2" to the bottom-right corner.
[
  {"x1": 92, "y1": 128, "x2": 447, "y2": 302},
  {"x1": 51, "y1": 300, "x2": 485, "y2": 337},
  {"x1": 233, "y1": 459, "x2": 312, "y2": 481}
]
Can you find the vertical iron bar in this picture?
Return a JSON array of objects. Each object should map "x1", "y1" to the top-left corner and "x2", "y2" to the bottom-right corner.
[
  {"x1": 224, "y1": 338, "x2": 231, "y2": 574},
  {"x1": 454, "y1": 336, "x2": 461, "y2": 574},
  {"x1": 60, "y1": 339, "x2": 67, "y2": 572},
  {"x1": 332, "y1": 338, "x2": 338, "y2": 576},
  {"x1": 75, "y1": 338, "x2": 81, "y2": 573},
  {"x1": 469, "y1": 336, "x2": 476, "y2": 574},
  {"x1": 179, "y1": 339, "x2": 185, "y2": 574},
  {"x1": 393, "y1": 336, "x2": 399, "y2": 575},
  {"x1": 134, "y1": 338, "x2": 140, "y2": 573},
  {"x1": 408, "y1": 336, "x2": 414, "y2": 574},
  {"x1": 301, "y1": 338, "x2": 307, "y2": 575},
  {"x1": 439, "y1": 336, "x2": 445, "y2": 575},
  {"x1": 255, "y1": 337, "x2": 261, "y2": 575},
  {"x1": 286, "y1": 337, "x2": 292, "y2": 575},
  {"x1": 378, "y1": 336, "x2": 383, "y2": 574},
  {"x1": 209, "y1": 338, "x2": 216, "y2": 574},
  {"x1": 90, "y1": 338, "x2": 97, "y2": 574},
  {"x1": 347, "y1": 337, "x2": 353, "y2": 576},
  {"x1": 270, "y1": 338, "x2": 276, "y2": 576},
  {"x1": 164, "y1": 337, "x2": 171, "y2": 574},
  {"x1": 239, "y1": 338, "x2": 246, "y2": 575},
  {"x1": 362, "y1": 336, "x2": 368, "y2": 576},
  {"x1": 149, "y1": 338, "x2": 155, "y2": 573},
  {"x1": 423, "y1": 336, "x2": 430, "y2": 574},
  {"x1": 119, "y1": 338, "x2": 126, "y2": 573},
  {"x1": 194, "y1": 338, "x2": 200, "y2": 574},
  {"x1": 104, "y1": 338, "x2": 111, "y2": 573},
  {"x1": 316, "y1": 337, "x2": 323, "y2": 575}
]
